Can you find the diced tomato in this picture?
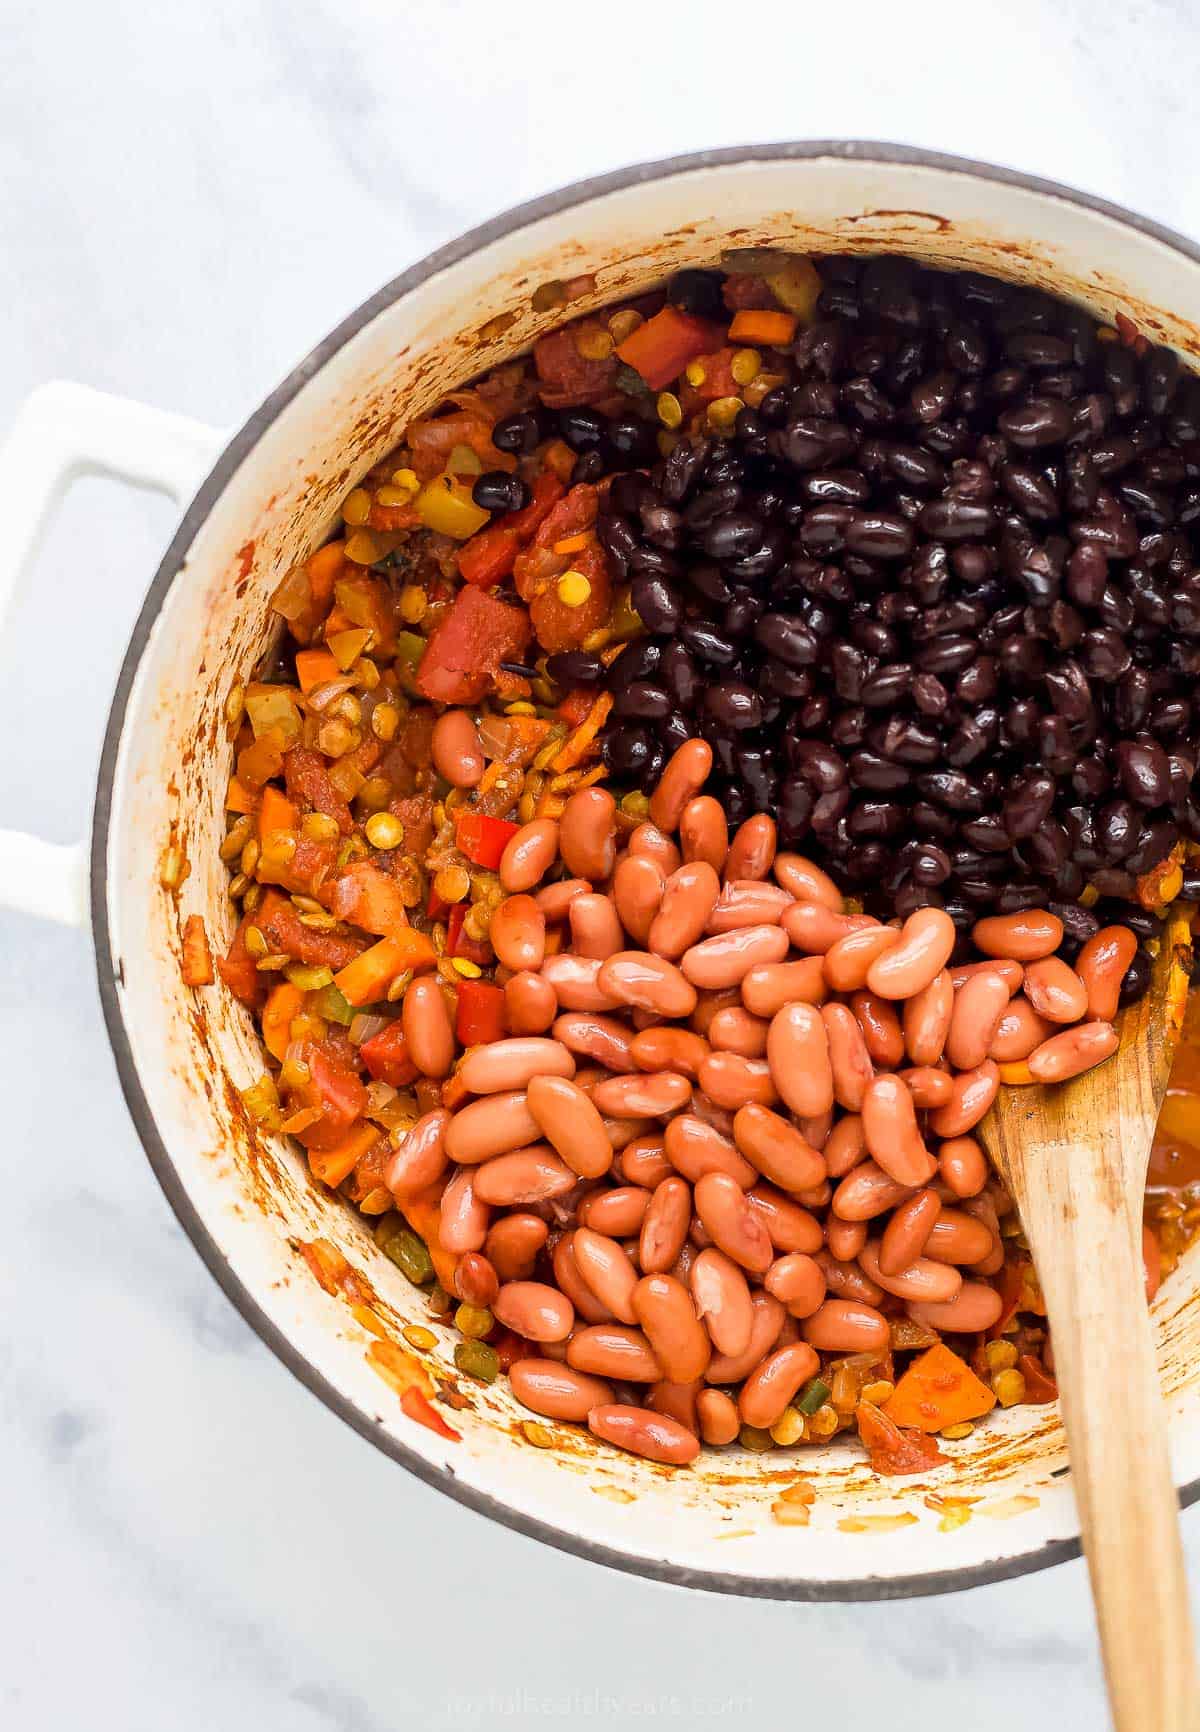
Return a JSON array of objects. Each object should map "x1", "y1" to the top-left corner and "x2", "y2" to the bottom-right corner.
[
  {"x1": 257, "y1": 835, "x2": 338, "y2": 897},
  {"x1": 533, "y1": 322, "x2": 617, "y2": 408},
  {"x1": 1017, "y1": 1353, "x2": 1059, "y2": 1404},
  {"x1": 217, "y1": 909, "x2": 263, "y2": 1006},
  {"x1": 490, "y1": 1327, "x2": 534, "y2": 1372},
  {"x1": 455, "y1": 811, "x2": 519, "y2": 869},
  {"x1": 615, "y1": 306, "x2": 721, "y2": 392},
  {"x1": 856, "y1": 1400, "x2": 948, "y2": 1477},
  {"x1": 296, "y1": 1043, "x2": 368, "y2": 1150},
  {"x1": 359, "y1": 1020, "x2": 420, "y2": 1088},
  {"x1": 416, "y1": 586, "x2": 532, "y2": 704},
  {"x1": 427, "y1": 886, "x2": 451, "y2": 922},
  {"x1": 342, "y1": 1130, "x2": 394, "y2": 1205},
  {"x1": 455, "y1": 979, "x2": 507, "y2": 1045},
  {"x1": 328, "y1": 861, "x2": 411, "y2": 936},
  {"x1": 529, "y1": 540, "x2": 611, "y2": 652},
  {"x1": 406, "y1": 410, "x2": 514, "y2": 481},
  {"x1": 388, "y1": 792, "x2": 435, "y2": 861},
  {"x1": 513, "y1": 483, "x2": 599, "y2": 602},
  {"x1": 681, "y1": 346, "x2": 738, "y2": 405},
  {"x1": 501, "y1": 471, "x2": 565, "y2": 542},
  {"x1": 446, "y1": 903, "x2": 493, "y2": 965},
  {"x1": 284, "y1": 747, "x2": 353, "y2": 836},
  {"x1": 458, "y1": 526, "x2": 520, "y2": 587},
  {"x1": 256, "y1": 891, "x2": 364, "y2": 971}
]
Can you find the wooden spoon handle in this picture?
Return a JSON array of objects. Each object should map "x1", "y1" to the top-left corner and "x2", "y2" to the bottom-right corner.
[{"x1": 1018, "y1": 1149, "x2": 1200, "y2": 1730}]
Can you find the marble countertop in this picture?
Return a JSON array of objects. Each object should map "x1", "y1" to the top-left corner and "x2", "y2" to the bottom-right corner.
[{"x1": 3, "y1": 2, "x2": 1199, "y2": 1725}]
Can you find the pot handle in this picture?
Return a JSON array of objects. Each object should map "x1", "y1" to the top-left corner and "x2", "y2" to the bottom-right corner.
[{"x1": 0, "y1": 381, "x2": 226, "y2": 927}]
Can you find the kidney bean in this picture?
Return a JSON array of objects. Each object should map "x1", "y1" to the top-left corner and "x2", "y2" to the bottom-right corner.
[
  {"x1": 587, "y1": 1403, "x2": 700, "y2": 1465},
  {"x1": 866, "y1": 907, "x2": 957, "y2": 1000},
  {"x1": 637, "y1": 1174, "x2": 692, "y2": 1272},
  {"x1": 506, "y1": 970, "x2": 557, "y2": 1035},
  {"x1": 401, "y1": 976, "x2": 455, "y2": 1079},
  {"x1": 554, "y1": 1012, "x2": 637, "y2": 1075},
  {"x1": 823, "y1": 1113, "x2": 867, "y2": 1179},
  {"x1": 816, "y1": 1249, "x2": 884, "y2": 1306},
  {"x1": 679, "y1": 795, "x2": 729, "y2": 874},
  {"x1": 592, "y1": 1071, "x2": 693, "y2": 1119},
  {"x1": 454, "y1": 1251, "x2": 500, "y2": 1308},
  {"x1": 742, "y1": 957, "x2": 829, "y2": 1017},
  {"x1": 689, "y1": 1248, "x2": 754, "y2": 1356},
  {"x1": 540, "y1": 953, "x2": 621, "y2": 1012},
  {"x1": 690, "y1": 985, "x2": 743, "y2": 1035},
  {"x1": 695, "y1": 1050, "x2": 778, "y2": 1112},
  {"x1": 988, "y1": 997, "x2": 1052, "y2": 1062},
  {"x1": 746, "y1": 1184, "x2": 823, "y2": 1253},
  {"x1": 706, "y1": 1290, "x2": 787, "y2": 1382},
  {"x1": 697, "y1": 1388, "x2": 741, "y2": 1445},
  {"x1": 1023, "y1": 956, "x2": 1089, "y2": 1024},
  {"x1": 499, "y1": 818, "x2": 559, "y2": 893},
  {"x1": 902, "y1": 969, "x2": 954, "y2": 1065},
  {"x1": 603, "y1": 1113, "x2": 657, "y2": 1151},
  {"x1": 681, "y1": 924, "x2": 791, "y2": 992},
  {"x1": 598, "y1": 951, "x2": 697, "y2": 1018},
  {"x1": 628, "y1": 821, "x2": 682, "y2": 874},
  {"x1": 730, "y1": 1103, "x2": 825, "y2": 1194},
  {"x1": 937, "y1": 1135, "x2": 989, "y2": 1199},
  {"x1": 458, "y1": 1037, "x2": 575, "y2": 1095},
  {"x1": 694, "y1": 1170, "x2": 774, "y2": 1272},
  {"x1": 859, "y1": 1236, "x2": 962, "y2": 1303},
  {"x1": 849, "y1": 991, "x2": 906, "y2": 1068},
  {"x1": 766, "y1": 1002, "x2": 835, "y2": 1121},
  {"x1": 949, "y1": 958, "x2": 1025, "y2": 993},
  {"x1": 823, "y1": 924, "x2": 902, "y2": 993},
  {"x1": 972, "y1": 909, "x2": 1064, "y2": 960},
  {"x1": 567, "y1": 1324, "x2": 663, "y2": 1382},
  {"x1": 908, "y1": 1281, "x2": 1004, "y2": 1333},
  {"x1": 509, "y1": 1359, "x2": 614, "y2": 1422},
  {"x1": 568, "y1": 893, "x2": 625, "y2": 961},
  {"x1": 861, "y1": 1075, "x2": 936, "y2": 1186},
  {"x1": 702, "y1": 1007, "x2": 766, "y2": 1061},
  {"x1": 782, "y1": 901, "x2": 874, "y2": 953},
  {"x1": 646, "y1": 1377, "x2": 702, "y2": 1435},
  {"x1": 774, "y1": 852, "x2": 844, "y2": 910},
  {"x1": 1027, "y1": 1020, "x2": 1120, "y2": 1082},
  {"x1": 796, "y1": 1176, "x2": 832, "y2": 1210},
  {"x1": 438, "y1": 1167, "x2": 490, "y2": 1253},
  {"x1": 724, "y1": 814, "x2": 777, "y2": 883},
  {"x1": 445, "y1": 1091, "x2": 540, "y2": 1164},
  {"x1": 649, "y1": 739, "x2": 713, "y2": 832},
  {"x1": 429, "y1": 708, "x2": 484, "y2": 788},
  {"x1": 649, "y1": 861, "x2": 721, "y2": 959},
  {"x1": 832, "y1": 1158, "x2": 915, "y2": 1221},
  {"x1": 929, "y1": 1060, "x2": 1000, "y2": 1135},
  {"x1": 572, "y1": 1227, "x2": 640, "y2": 1323},
  {"x1": 559, "y1": 787, "x2": 618, "y2": 881},
  {"x1": 878, "y1": 1189, "x2": 941, "y2": 1275},
  {"x1": 898, "y1": 1067, "x2": 951, "y2": 1109},
  {"x1": 617, "y1": 1133, "x2": 672, "y2": 1189},
  {"x1": 802, "y1": 1298, "x2": 890, "y2": 1353},
  {"x1": 525, "y1": 1074, "x2": 613, "y2": 1178},
  {"x1": 612, "y1": 853, "x2": 666, "y2": 943},
  {"x1": 825, "y1": 1214, "x2": 867, "y2": 1259},
  {"x1": 706, "y1": 880, "x2": 794, "y2": 933},
  {"x1": 764, "y1": 1252, "x2": 827, "y2": 1319},
  {"x1": 632, "y1": 1273, "x2": 712, "y2": 1382},
  {"x1": 578, "y1": 1185, "x2": 652, "y2": 1237},
  {"x1": 385, "y1": 1108, "x2": 450, "y2": 1198},
  {"x1": 474, "y1": 1146, "x2": 576, "y2": 1205},
  {"x1": 663, "y1": 1114, "x2": 756, "y2": 1188},
  {"x1": 946, "y1": 968, "x2": 1011, "y2": 1070},
  {"x1": 924, "y1": 1208, "x2": 996, "y2": 1265},
  {"x1": 485, "y1": 1211, "x2": 548, "y2": 1279},
  {"x1": 1076, "y1": 925, "x2": 1139, "y2": 1021},
  {"x1": 552, "y1": 1231, "x2": 616, "y2": 1323},
  {"x1": 738, "y1": 1342, "x2": 821, "y2": 1429},
  {"x1": 629, "y1": 1026, "x2": 709, "y2": 1080},
  {"x1": 818, "y1": 1002, "x2": 874, "y2": 1112}
]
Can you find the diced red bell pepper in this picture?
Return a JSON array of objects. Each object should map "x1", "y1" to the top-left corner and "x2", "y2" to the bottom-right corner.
[
  {"x1": 455, "y1": 979, "x2": 507, "y2": 1046},
  {"x1": 400, "y1": 1385, "x2": 461, "y2": 1441},
  {"x1": 557, "y1": 688, "x2": 595, "y2": 727},
  {"x1": 501, "y1": 471, "x2": 565, "y2": 541},
  {"x1": 615, "y1": 306, "x2": 721, "y2": 391},
  {"x1": 457, "y1": 525, "x2": 520, "y2": 587},
  {"x1": 855, "y1": 1400, "x2": 948, "y2": 1477},
  {"x1": 427, "y1": 886, "x2": 452, "y2": 921},
  {"x1": 445, "y1": 902, "x2": 493, "y2": 966},
  {"x1": 359, "y1": 1020, "x2": 420, "y2": 1088},
  {"x1": 455, "y1": 810, "x2": 520, "y2": 869},
  {"x1": 416, "y1": 585, "x2": 532, "y2": 705}
]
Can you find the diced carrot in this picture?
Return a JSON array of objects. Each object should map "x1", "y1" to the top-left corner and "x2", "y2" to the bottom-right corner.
[
  {"x1": 728, "y1": 308, "x2": 799, "y2": 346},
  {"x1": 307, "y1": 1119, "x2": 380, "y2": 1189},
  {"x1": 333, "y1": 931, "x2": 438, "y2": 1006},
  {"x1": 328, "y1": 861, "x2": 411, "y2": 937},
  {"x1": 262, "y1": 980, "x2": 305, "y2": 1061},
  {"x1": 882, "y1": 1342, "x2": 997, "y2": 1433},
  {"x1": 615, "y1": 306, "x2": 717, "y2": 392},
  {"x1": 180, "y1": 913, "x2": 214, "y2": 986},
  {"x1": 552, "y1": 530, "x2": 593, "y2": 555},
  {"x1": 295, "y1": 648, "x2": 341, "y2": 694},
  {"x1": 258, "y1": 784, "x2": 301, "y2": 840},
  {"x1": 365, "y1": 1337, "x2": 434, "y2": 1403},
  {"x1": 551, "y1": 691, "x2": 613, "y2": 771},
  {"x1": 225, "y1": 777, "x2": 258, "y2": 815},
  {"x1": 306, "y1": 540, "x2": 346, "y2": 608}
]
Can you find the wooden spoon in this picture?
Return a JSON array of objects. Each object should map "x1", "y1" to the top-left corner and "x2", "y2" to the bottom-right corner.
[{"x1": 985, "y1": 912, "x2": 1199, "y2": 1731}]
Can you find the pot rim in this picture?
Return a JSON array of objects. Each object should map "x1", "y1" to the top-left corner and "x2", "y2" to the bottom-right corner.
[{"x1": 91, "y1": 138, "x2": 1200, "y2": 1601}]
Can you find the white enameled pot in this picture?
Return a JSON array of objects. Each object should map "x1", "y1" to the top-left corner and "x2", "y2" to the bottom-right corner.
[{"x1": 4, "y1": 142, "x2": 1200, "y2": 1600}]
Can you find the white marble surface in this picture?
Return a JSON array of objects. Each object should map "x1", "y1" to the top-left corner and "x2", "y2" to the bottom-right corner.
[{"x1": 3, "y1": 2, "x2": 1200, "y2": 1725}]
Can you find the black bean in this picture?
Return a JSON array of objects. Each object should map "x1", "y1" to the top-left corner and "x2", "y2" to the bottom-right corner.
[
  {"x1": 611, "y1": 682, "x2": 673, "y2": 721},
  {"x1": 1116, "y1": 737, "x2": 1171, "y2": 806},
  {"x1": 667, "y1": 269, "x2": 724, "y2": 318},
  {"x1": 546, "y1": 650, "x2": 604, "y2": 685},
  {"x1": 704, "y1": 681, "x2": 763, "y2": 730},
  {"x1": 630, "y1": 575, "x2": 681, "y2": 633},
  {"x1": 492, "y1": 410, "x2": 544, "y2": 454}
]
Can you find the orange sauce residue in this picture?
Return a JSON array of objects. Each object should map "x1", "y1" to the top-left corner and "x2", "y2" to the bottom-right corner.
[{"x1": 1147, "y1": 992, "x2": 1200, "y2": 1275}]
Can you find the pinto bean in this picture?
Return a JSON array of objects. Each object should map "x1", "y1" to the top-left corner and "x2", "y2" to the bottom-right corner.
[
  {"x1": 694, "y1": 1171, "x2": 773, "y2": 1273},
  {"x1": 971, "y1": 910, "x2": 1064, "y2": 962},
  {"x1": 723, "y1": 814, "x2": 777, "y2": 883},
  {"x1": 597, "y1": 950, "x2": 697, "y2": 1018},
  {"x1": 663, "y1": 1114, "x2": 756, "y2": 1188},
  {"x1": 437, "y1": 1167, "x2": 489, "y2": 1253},
  {"x1": 633, "y1": 1273, "x2": 711, "y2": 1382},
  {"x1": 679, "y1": 795, "x2": 728, "y2": 874},
  {"x1": 649, "y1": 739, "x2": 713, "y2": 832},
  {"x1": 899, "y1": 1066, "x2": 954, "y2": 1108},
  {"x1": 491, "y1": 1280, "x2": 576, "y2": 1342},
  {"x1": 639, "y1": 1175, "x2": 693, "y2": 1272},
  {"x1": 630, "y1": 1025, "x2": 710, "y2": 1080},
  {"x1": 773, "y1": 852, "x2": 843, "y2": 910},
  {"x1": 697, "y1": 1387, "x2": 741, "y2": 1445},
  {"x1": 824, "y1": 1214, "x2": 868, "y2": 1260},
  {"x1": 689, "y1": 1248, "x2": 754, "y2": 1356},
  {"x1": 1076, "y1": 925, "x2": 1139, "y2": 1022},
  {"x1": 458, "y1": 1037, "x2": 575, "y2": 1094},
  {"x1": 559, "y1": 786, "x2": 617, "y2": 881},
  {"x1": 732, "y1": 1103, "x2": 826, "y2": 1193},
  {"x1": 567, "y1": 1324, "x2": 663, "y2": 1383},
  {"x1": 612, "y1": 852, "x2": 666, "y2": 944},
  {"x1": 569, "y1": 893, "x2": 625, "y2": 961},
  {"x1": 706, "y1": 1290, "x2": 786, "y2": 1382},
  {"x1": 499, "y1": 818, "x2": 559, "y2": 893},
  {"x1": 484, "y1": 1211, "x2": 548, "y2": 1280},
  {"x1": 552, "y1": 1011, "x2": 636, "y2": 1073},
  {"x1": 645, "y1": 1377, "x2": 702, "y2": 1434},
  {"x1": 816, "y1": 1252, "x2": 883, "y2": 1306},
  {"x1": 402, "y1": 976, "x2": 455, "y2": 1079},
  {"x1": 430, "y1": 708, "x2": 485, "y2": 787},
  {"x1": 764, "y1": 1253, "x2": 827, "y2": 1319},
  {"x1": 767, "y1": 1002, "x2": 834, "y2": 1118},
  {"x1": 649, "y1": 861, "x2": 721, "y2": 959},
  {"x1": 802, "y1": 1298, "x2": 890, "y2": 1353},
  {"x1": 540, "y1": 953, "x2": 621, "y2": 1012},
  {"x1": 706, "y1": 880, "x2": 793, "y2": 933},
  {"x1": 454, "y1": 1251, "x2": 499, "y2": 1308},
  {"x1": 572, "y1": 1227, "x2": 640, "y2": 1323},
  {"x1": 489, "y1": 894, "x2": 545, "y2": 973},
  {"x1": 682, "y1": 924, "x2": 790, "y2": 991},
  {"x1": 1023, "y1": 957, "x2": 1089, "y2": 1024},
  {"x1": 823, "y1": 924, "x2": 903, "y2": 993},
  {"x1": 385, "y1": 1108, "x2": 449, "y2": 1198},
  {"x1": 746, "y1": 1184, "x2": 823, "y2": 1253},
  {"x1": 587, "y1": 1404, "x2": 700, "y2": 1465},
  {"x1": 505, "y1": 969, "x2": 557, "y2": 1034},
  {"x1": 474, "y1": 1146, "x2": 577, "y2": 1205},
  {"x1": 908, "y1": 1282, "x2": 1004, "y2": 1333},
  {"x1": 509, "y1": 1359, "x2": 614, "y2": 1422}
]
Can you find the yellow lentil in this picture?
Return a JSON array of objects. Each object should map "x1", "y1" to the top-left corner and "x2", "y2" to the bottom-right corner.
[
  {"x1": 521, "y1": 1420, "x2": 556, "y2": 1448},
  {"x1": 608, "y1": 308, "x2": 643, "y2": 343},
  {"x1": 707, "y1": 395, "x2": 744, "y2": 432},
  {"x1": 342, "y1": 488, "x2": 372, "y2": 526},
  {"x1": 390, "y1": 467, "x2": 420, "y2": 493},
  {"x1": 371, "y1": 702, "x2": 400, "y2": 742},
  {"x1": 433, "y1": 864, "x2": 471, "y2": 904},
  {"x1": 984, "y1": 1339, "x2": 1019, "y2": 1373},
  {"x1": 730, "y1": 348, "x2": 761, "y2": 385},
  {"x1": 992, "y1": 1368, "x2": 1027, "y2": 1408},
  {"x1": 402, "y1": 1325, "x2": 437, "y2": 1351},
  {"x1": 940, "y1": 1422, "x2": 976, "y2": 1441},
  {"x1": 454, "y1": 1303, "x2": 494, "y2": 1339},
  {"x1": 452, "y1": 957, "x2": 483, "y2": 979},
  {"x1": 556, "y1": 570, "x2": 592, "y2": 607},
  {"x1": 656, "y1": 391, "x2": 683, "y2": 429},
  {"x1": 684, "y1": 360, "x2": 706, "y2": 387},
  {"x1": 769, "y1": 1407, "x2": 808, "y2": 1446},
  {"x1": 738, "y1": 1424, "x2": 774, "y2": 1453},
  {"x1": 399, "y1": 585, "x2": 427, "y2": 623},
  {"x1": 365, "y1": 812, "x2": 405, "y2": 850}
]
